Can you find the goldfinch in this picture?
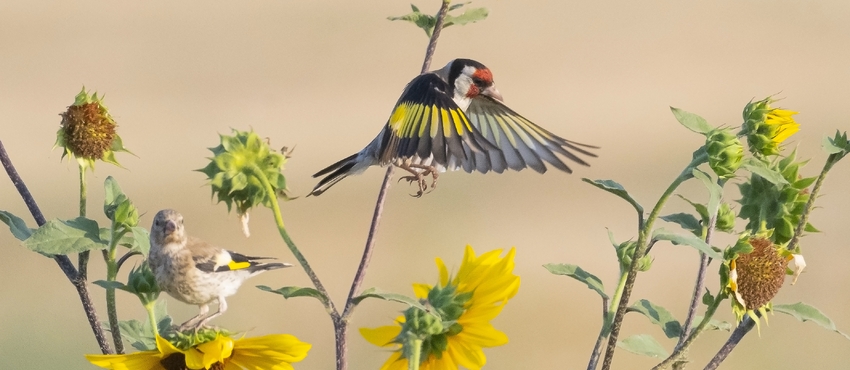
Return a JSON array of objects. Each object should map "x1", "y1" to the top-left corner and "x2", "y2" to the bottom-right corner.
[
  {"x1": 148, "y1": 209, "x2": 290, "y2": 330},
  {"x1": 310, "y1": 58, "x2": 597, "y2": 196}
]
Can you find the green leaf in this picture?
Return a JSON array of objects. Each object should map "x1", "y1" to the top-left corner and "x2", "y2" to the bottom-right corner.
[
  {"x1": 582, "y1": 179, "x2": 644, "y2": 216},
  {"x1": 660, "y1": 213, "x2": 701, "y2": 234},
  {"x1": 774, "y1": 302, "x2": 850, "y2": 340},
  {"x1": 444, "y1": 7, "x2": 488, "y2": 28},
  {"x1": 0, "y1": 210, "x2": 34, "y2": 241},
  {"x1": 676, "y1": 195, "x2": 709, "y2": 222},
  {"x1": 823, "y1": 130, "x2": 849, "y2": 155},
  {"x1": 652, "y1": 228, "x2": 723, "y2": 260},
  {"x1": 257, "y1": 285, "x2": 329, "y2": 306},
  {"x1": 93, "y1": 280, "x2": 135, "y2": 294},
  {"x1": 617, "y1": 334, "x2": 668, "y2": 358},
  {"x1": 694, "y1": 316, "x2": 733, "y2": 332},
  {"x1": 670, "y1": 107, "x2": 713, "y2": 134},
  {"x1": 544, "y1": 263, "x2": 608, "y2": 299},
  {"x1": 692, "y1": 169, "x2": 722, "y2": 216},
  {"x1": 23, "y1": 217, "x2": 107, "y2": 256},
  {"x1": 627, "y1": 299, "x2": 682, "y2": 339},
  {"x1": 742, "y1": 157, "x2": 790, "y2": 186},
  {"x1": 352, "y1": 287, "x2": 430, "y2": 312},
  {"x1": 131, "y1": 227, "x2": 152, "y2": 256}
]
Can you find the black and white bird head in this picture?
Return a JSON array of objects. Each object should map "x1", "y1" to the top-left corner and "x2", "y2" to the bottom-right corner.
[
  {"x1": 151, "y1": 209, "x2": 186, "y2": 246},
  {"x1": 434, "y1": 58, "x2": 504, "y2": 110}
]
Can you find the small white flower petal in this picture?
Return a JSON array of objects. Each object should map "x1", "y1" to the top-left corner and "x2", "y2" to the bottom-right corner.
[{"x1": 790, "y1": 254, "x2": 806, "y2": 285}]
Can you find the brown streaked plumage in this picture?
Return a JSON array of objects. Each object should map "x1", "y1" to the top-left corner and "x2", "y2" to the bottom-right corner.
[{"x1": 148, "y1": 209, "x2": 290, "y2": 331}]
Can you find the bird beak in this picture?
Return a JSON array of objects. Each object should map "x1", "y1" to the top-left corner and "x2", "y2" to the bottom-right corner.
[
  {"x1": 165, "y1": 220, "x2": 177, "y2": 234},
  {"x1": 481, "y1": 85, "x2": 503, "y2": 102}
]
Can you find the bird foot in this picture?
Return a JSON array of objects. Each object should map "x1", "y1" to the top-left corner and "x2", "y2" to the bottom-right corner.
[
  {"x1": 399, "y1": 174, "x2": 428, "y2": 197},
  {"x1": 398, "y1": 164, "x2": 439, "y2": 197}
]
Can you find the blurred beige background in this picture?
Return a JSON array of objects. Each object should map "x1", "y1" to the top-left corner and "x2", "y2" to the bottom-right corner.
[{"x1": 2, "y1": 1, "x2": 849, "y2": 369}]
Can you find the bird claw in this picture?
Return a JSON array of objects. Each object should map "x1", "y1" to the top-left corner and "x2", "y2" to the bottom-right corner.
[
  {"x1": 398, "y1": 164, "x2": 439, "y2": 197},
  {"x1": 399, "y1": 175, "x2": 428, "y2": 197}
]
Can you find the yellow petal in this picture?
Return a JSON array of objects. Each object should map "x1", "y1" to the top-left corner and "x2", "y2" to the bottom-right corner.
[
  {"x1": 85, "y1": 352, "x2": 165, "y2": 370},
  {"x1": 413, "y1": 283, "x2": 432, "y2": 299},
  {"x1": 446, "y1": 336, "x2": 486, "y2": 369},
  {"x1": 230, "y1": 334, "x2": 312, "y2": 366},
  {"x1": 436, "y1": 257, "x2": 449, "y2": 286},
  {"x1": 360, "y1": 325, "x2": 402, "y2": 347}
]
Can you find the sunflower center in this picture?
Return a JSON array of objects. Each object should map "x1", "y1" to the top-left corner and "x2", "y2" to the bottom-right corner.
[
  {"x1": 735, "y1": 237, "x2": 787, "y2": 310},
  {"x1": 61, "y1": 102, "x2": 115, "y2": 160}
]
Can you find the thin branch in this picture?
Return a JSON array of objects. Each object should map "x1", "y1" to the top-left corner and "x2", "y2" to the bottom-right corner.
[
  {"x1": 586, "y1": 295, "x2": 610, "y2": 370},
  {"x1": 677, "y1": 215, "x2": 717, "y2": 350},
  {"x1": 703, "y1": 317, "x2": 755, "y2": 370},
  {"x1": 0, "y1": 139, "x2": 112, "y2": 354}
]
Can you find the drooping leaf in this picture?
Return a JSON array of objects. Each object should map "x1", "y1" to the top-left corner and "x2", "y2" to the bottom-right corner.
[
  {"x1": 23, "y1": 217, "x2": 107, "y2": 256},
  {"x1": 93, "y1": 280, "x2": 134, "y2": 294},
  {"x1": 628, "y1": 299, "x2": 682, "y2": 339},
  {"x1": 582, "y1": 179, "x2": 644, "y2": 216},
  {"x1": 670, "y1": 107, "x2": 713, "y2": 134},
  {"x1": 774, "y1": 302, "x2": 850, "y2": 340},
  {"x1": 652, "y1": 228, "x2": 722, "y2": 259},
  {"x1": 0, "y1": 210, "x2": 34, "y2": 241},
  {"x1": 444, "y1": 6, "x2": 488, "y2": 28},
  {"x1": 617, "y1": 334, "x2": 668, "y2": 358},
  {"x1": 352, "y1": 287, "x2": 430, "y2": 313},
  {"x1": 388, "y1": 2, "x2": 488, "y2": 37},
  {"x1": 693, "y1": 316, "x2": 733, "y2": 332},
  {"x1": 544, "y1": 263, "x2": 608, "y2": 299},
  {"x1": 257, "y1": 285, "x2": 329, "y2": 306}
]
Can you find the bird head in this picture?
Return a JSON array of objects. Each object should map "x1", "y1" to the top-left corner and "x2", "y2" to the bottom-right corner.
[
  {"x1": 151, "y1": 209, "x2": 186, "y2": 247},
  {"x1": 436, "y1": 58, "x2": 503, "y2": 108}
]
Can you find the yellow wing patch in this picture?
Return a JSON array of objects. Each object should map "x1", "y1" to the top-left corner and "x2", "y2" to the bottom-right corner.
[{"x1": 228, "y1": 261, "x2": 251, "y2": 270}]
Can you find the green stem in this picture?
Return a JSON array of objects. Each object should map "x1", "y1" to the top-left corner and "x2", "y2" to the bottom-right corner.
[
  {"x1": 607, "y1": 271, "x2": 629, "y2": 327},
  {"x1": 408, "y1": 338, "x2": 423, "y2": 370},
  {"x1": 106, "y1": 226, "x2": 128, "y2": 354},
  {"x1": 601, "y1": 151, "x2": 707, "y2": 370},
  {"x1": 587, "y1": 271, "x2": 626, "y2": 370},
  {"x1": 78, "y1": 167, "x2": 90, "y2": 279},
  {"x1": 144, "y1": 301, "x2": 159, "y2": 338},
  {"x1": 652, "y1": 294, "x2": 724, "y2": 370}
]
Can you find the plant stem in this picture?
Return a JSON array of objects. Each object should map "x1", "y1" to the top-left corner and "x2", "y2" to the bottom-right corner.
[
  {"x1": 106, "y1": 226, "x2": 128, "y2": 354},
  {"x1": 676, "y1": 215, "x2": 717, "y2": 351},
  {"x1": 652, "y1": 293, "x2": 723, "y2": 370},
  {"x1": 408, "y1": 338, "x2": 423, "y2": 370},
  {"x1": 586, "y1": 295, "x2": 610, "y2": 370},
  {"x1": 78, "y1": 167, "x2": 90, "y2": 280},
  {"x1": 703, "y1": 317, "x2": 755, "y2": 370},
  {"x1": 601, "y1": 152, "x2": 707, "y2": 370},
  {"x1": 0, "y1": 139, "x2": 112, "y2": 354},
  {"x1": 144, "y1": 301, "x2": 160, "y2": 338}
]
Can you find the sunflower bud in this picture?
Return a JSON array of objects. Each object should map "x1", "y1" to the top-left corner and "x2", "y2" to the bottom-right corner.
[
  {"x1": 715, "y1": 202, "x2": 736, "y2": 233},
  {"x1": 706, "y1": 129, "x2": 743, "y2": 178},
  {"x1": 197, "y1": 129, "x2": 291, "y2": 223},
  {"x1": 127, "y1": 262, "x2": 160, "y2": 304},
  {"x1": 740, "y1": 97, "x2": 800, "y2": 156},
  {"x1": 616, "y1": 240, "x2": 653, "y2": 273},
  {"x1": 55, "y1": 87, "x2": 131, "y2": 169}
]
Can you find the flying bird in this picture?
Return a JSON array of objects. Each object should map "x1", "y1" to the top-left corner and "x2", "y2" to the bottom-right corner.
[
  {"x1": 310, "y1": 58, "x2": 597, "y2": 196},
  {"x1": 148, "y1": 209, "x2": 290, "y2": 331}
]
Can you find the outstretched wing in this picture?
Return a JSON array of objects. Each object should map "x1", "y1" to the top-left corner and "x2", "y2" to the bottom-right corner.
[
  {"x1": 464, "y1": 95, "x2": 598, "y2": 174},
  {"x1": 378, "y1": 73, "x2": 496, "y2": 168}
]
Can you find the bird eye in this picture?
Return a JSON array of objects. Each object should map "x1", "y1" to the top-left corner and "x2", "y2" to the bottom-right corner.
[{"x1": 472, "y1": 77, "x2": 485, "y2": 86}]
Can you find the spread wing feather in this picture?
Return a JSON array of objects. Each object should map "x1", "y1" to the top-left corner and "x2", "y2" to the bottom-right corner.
[{"x1": 466, "y1": 96, "x2": 598, "y2": 173}]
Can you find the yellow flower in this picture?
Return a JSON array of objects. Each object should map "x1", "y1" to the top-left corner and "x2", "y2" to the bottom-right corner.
[
  {"x1": 740, "y1": 97, "x2": 800, "y2": 156},
  {"x1": 86, "y1": 333, "x2": 311, "y2": 370},
  {"x1": 361, "y1": 245, "x2": 520, "y2": 370}
]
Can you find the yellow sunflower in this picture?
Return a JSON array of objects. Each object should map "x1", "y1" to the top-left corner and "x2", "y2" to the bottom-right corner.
[
  {"x1": 86, "y1": 333, "x2": 311, "y2": 370},
  {"x1": 361, "y1": 245, "x2": 520, "y2": 370},
  {"x1": 741, "y1": 96, "x2": 800, "y2": 156}
]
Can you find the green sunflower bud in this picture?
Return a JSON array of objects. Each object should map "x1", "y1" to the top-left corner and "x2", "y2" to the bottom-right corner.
[
  {"x1": 127, "y1": 262, "x2": 160, "y2": 303},
  {"x1": 740, "y1": 97, "x2": 799, "y2": 156},
  {"x1": 197, "y1": 129, "x2": 291, "y2": 216},
  {"x1": 55, "y1": 87, "x2": 131, "y2": 169},
  {"x1": 706, "y1": 129, "x2": 743, "y2": 178},
  {"x1": 616, "y1": 240, "x2": 652, "y2": 273},
  {"x1": 715, "y1": 202, "x2": 736, "y2": 233}
]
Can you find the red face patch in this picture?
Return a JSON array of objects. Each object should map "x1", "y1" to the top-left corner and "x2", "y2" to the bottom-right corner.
[{"x1": 472, "y1": 68, "x2": 494, "y2": 84}]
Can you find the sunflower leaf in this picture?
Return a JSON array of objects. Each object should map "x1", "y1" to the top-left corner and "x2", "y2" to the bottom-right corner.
[
  {"x1": 659, "y1": 213, "x2": 702, "y2": 235},
  {"x1": 670, "y1": 107, "x2": 713, "y2": 134},
  {"x1": 582, "y1": 179, "x2": 644, "y2": 216},
  {"x1": 693, "y1": 316, "x2": 733, "y2": 331},
  {"x1": 652, "y1": 228, "x2": 723, "y2": 260},
  {"x1": 23, "y1": 217, "x2": 108, "y2": 256},
  {"x1": 352, "y1": 287, "x2": 431, "y2": 313},
  {"x1": 627, "y1": 299, "x2": 682, "y2": 339},
  {"x1": 774, "y1": 302, "x2": 850, "y2": 340},
  {"x1": 544, "y1": 263, "x2": 608, "y2": 300},
  {"x1": 741, "y1": 157, "x2": 790, "y2": 186},
  {"x1": 256, "y1": 285, "x2": 329, "y2": 306},
  {"x1": 0, "y1": 210, "x2": 34, "y2": 241},
  {"x1": 617, "y1": 334, "x2": 668, "y2": 358},
  {"x1": 692, "y1": 169, "x2": 722, "y2": 216}
]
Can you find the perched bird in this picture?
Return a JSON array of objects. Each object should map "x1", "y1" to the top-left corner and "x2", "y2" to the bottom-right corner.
[
  {"x1": 148, "y1": 209, "x2": 290, "y2": 331},
  {"x1": 310, "y1": 58, "x2": 597, "y2": 196}
]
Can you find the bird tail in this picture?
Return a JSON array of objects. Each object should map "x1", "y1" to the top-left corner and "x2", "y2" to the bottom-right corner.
[
  {"x1": 246, "y1": 261, "x2": 292, "y2": 273},
  {"x1": 309, "y1": 153, "x2": 360, "y2": 196}
]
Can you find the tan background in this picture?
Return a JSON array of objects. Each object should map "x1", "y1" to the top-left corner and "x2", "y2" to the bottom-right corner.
[{"x1": 2, "y1": 1, "x2": 849, "y2": 369}]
